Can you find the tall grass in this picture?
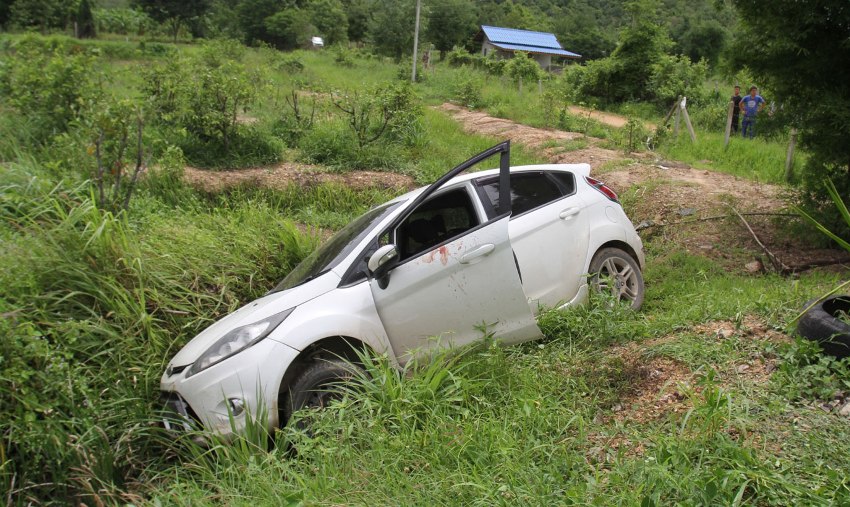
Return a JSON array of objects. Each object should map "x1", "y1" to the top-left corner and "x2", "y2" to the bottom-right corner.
[
  {"x1": 0, "y1": 158, "x2": 324, "y2": 503},
  {"x1": 657, "y1": 131, "x2": 803, "y2": 185}
]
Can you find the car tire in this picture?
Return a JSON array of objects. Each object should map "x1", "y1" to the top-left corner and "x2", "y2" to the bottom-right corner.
[
  {"x1": 796, "y1": 296, "x2": 850, "y2": 358},
  {"x1": 588, "y1": 247, "x2": 645, "y2": 310},
  {"x1": 282, "y1": 359, "x2": 362, "y2": 427}
]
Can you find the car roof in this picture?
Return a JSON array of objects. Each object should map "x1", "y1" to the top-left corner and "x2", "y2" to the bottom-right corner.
[{"x1": 388, "y1": 163, "x2": 591, "y2": 205}]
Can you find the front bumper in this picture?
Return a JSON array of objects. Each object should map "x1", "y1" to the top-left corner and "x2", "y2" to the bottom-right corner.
[{"x1": 160, "y1": 337, "x2": 301, "y2": 436}]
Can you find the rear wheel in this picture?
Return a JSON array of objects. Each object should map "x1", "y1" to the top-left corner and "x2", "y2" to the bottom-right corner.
[
  {"x1": 588, "y1": 247, "x2": 644, "y2": 310},
  {"x1": 282, "y1": 359, "x2": 362, "y2": 428}
]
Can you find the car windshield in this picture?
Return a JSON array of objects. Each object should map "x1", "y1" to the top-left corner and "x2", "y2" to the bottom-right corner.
[{"x1": 272, "y1": 201, "x2": 402, "y2": 292}]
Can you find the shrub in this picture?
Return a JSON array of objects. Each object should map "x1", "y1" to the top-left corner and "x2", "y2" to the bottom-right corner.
[
  {"x1": 178, "y1": 124, "x2": 285, "y2": 169},
  {"x1": 88, "y1": 99, "x2": 146, "y2": 212},
  {"x1": 330, "y1": 82, "x2": 423, "y2": 149},
  {"x1": 446, "y1": 45, "x2": 475, "y2": 67},
  {"x1": 453, "y1": 75, "x2": 486, "y2": 109},
  {"x1": 274, "y1": 89, "x2": 316, "y2": 144},
  {"x1": 0, "y1": 36, "x2": 101, "y2": 139},
  {"x1": 278, "y1": 54, "x2": 305, "y2": 73},
  {"x1": 333, "y1": 46, "x2": 356, "y2": 68},
  {"x1": 504, "y1": 51, "x2": 542, "y2": 85},
  {"x1": 143, "y1": 39, "x2": 280, "y2": 167},
  {"x1": 298, "y1": 119, "x2": 358, "y2": 165},
  {"x1": 93, "y1": 7, "x2": 156, "y2": 36},
  {"x1": 648, "y1": 54, "x2": 709, "y2": 108}
]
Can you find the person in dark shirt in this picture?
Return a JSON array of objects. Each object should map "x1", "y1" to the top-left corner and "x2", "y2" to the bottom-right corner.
[{"x1": 730, "y1": 85, "x2": 742, "y2": 133}]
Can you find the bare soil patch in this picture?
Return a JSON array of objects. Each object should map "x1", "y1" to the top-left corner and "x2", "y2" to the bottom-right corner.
[
  {"x1": 567, "y1": 105, "x2": 657, "y2": 130},
  {"x1": 183, "y1": 163, "x2": 415, "y2": 193},
  {"x1": 437, "y1": 103, "x2": 634, "y2": 171},
  {"x1": 606, "y1": 344, "x2": 694, "y2": 424}
]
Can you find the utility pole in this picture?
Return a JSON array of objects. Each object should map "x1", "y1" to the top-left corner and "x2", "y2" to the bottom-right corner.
[{"x1": 411, "y1": 0, "x2": 421, "y2": 82}]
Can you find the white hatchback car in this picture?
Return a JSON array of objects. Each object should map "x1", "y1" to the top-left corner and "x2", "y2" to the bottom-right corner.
[{"x1": 160, "y1": 142, "x2": 645, "y2": 435}]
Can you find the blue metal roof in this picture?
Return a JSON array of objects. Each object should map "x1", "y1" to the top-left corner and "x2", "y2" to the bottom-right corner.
[
  {"x1": 490, "y1": 42, "x2": 581, "y2": 58},
  {"x1": 481, "y1": 25, "x2": 581, "y2": 58}
]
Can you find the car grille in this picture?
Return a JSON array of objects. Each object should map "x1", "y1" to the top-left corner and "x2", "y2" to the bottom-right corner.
[{"x1": 159, "y1": 392, "x2": 199, "y2": 433}]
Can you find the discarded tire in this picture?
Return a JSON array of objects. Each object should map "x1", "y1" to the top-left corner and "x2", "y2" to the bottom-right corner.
[{"x1": 797, "y1": 295, "x2": 850, "y2": 358}]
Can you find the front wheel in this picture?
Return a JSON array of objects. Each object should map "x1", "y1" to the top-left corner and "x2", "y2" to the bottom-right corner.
[
  {"x1": 588, "y1": 247, "x2": 645, "y2": 310},
  {"x1": 282, "y1": 359, "x2": 363, "y2": 428}
]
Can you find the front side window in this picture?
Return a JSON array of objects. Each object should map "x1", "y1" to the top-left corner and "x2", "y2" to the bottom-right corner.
[
  {"x1": 476, "y1": 171, "x2": 568, "y2": 219},
  {"x1": 273, "y1": 201, "x2": 402, "y2": 292},
  {"x1": 393, "y1": 187, "x2": 478, "y2": 260}
]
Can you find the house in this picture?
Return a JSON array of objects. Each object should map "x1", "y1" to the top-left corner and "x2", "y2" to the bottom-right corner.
[{"x1": 478, "y1": 25, "x2": 581, "y2": 70}]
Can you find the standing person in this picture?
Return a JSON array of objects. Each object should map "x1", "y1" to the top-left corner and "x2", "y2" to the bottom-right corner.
[
  {"x1": 730, "y1": 85, "x2": 743, "y2": 133},
  {"x1": 740, "y1": 85, "x2": 766, "y2": 139}
]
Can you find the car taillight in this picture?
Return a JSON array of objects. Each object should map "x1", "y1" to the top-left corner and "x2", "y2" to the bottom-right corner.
[{"x1": 585, "y1": 176, "x2": 619, "y2": 203}]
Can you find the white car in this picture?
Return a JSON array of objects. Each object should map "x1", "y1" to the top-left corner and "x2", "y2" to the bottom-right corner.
[{"x1": 160, "y1": 142, "x2": 645, "y2": 435}]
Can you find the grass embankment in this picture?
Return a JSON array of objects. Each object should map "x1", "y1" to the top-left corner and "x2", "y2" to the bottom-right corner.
[{"x1": 2, "y1": 35, "x2": 849, "y2": 505}]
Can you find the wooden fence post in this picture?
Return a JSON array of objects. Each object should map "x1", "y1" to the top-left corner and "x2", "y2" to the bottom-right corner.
[
  {"x1": 724, "y1": 100, "x2": 734, "y2": 147},
  {"x1": 662, "y1": 96, "x2": 680, "y2": 126},
  {"x1": 674, "y1": 103, "x2": 681, "y2": 138},
  {"x1": 785, "y1": 128, "x2": 798, "y2": 182},
  {"x1": 680, "y1": 97, "x2": 697, "y2": 143}
]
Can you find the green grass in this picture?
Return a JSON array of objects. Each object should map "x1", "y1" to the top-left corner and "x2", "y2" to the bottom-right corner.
[{"x1": 657, "y1": 131, "x2": 803, "y2": 186}]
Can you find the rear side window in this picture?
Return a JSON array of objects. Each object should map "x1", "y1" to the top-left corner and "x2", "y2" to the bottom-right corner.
[{"x1": 476, "y1": 171, "x2": 571, "y2": 219}]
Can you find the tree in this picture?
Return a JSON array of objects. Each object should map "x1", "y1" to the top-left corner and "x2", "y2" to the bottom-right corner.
[
  {"x1": 551, "y1": 5, "x2": 616, "y2": 60},
  {"x1": 310, "y1": 0, "x2": 348, "y2": 46},
  {"x1": 426, "y1": 0, "x2": 477, "y2": 59},
  {"x1": 342, "y1": 0, "x2": 371, "y2": 43},
  {"x1": 264, "y1": 8, "x2": 314, "y2": 49},
  {"x1": 0, "y1": 36, "x2": 101, "y2": 137},
  {"x1": 0, "y1": 0, "x2": 12, "y2": 27},
  {"x1": 731, "y1": 0, "x2": 850, "y2": 229},
  {"x1": 76, "y1": 0, "x2": 96, "y2": 38},
  {"x1": 368, "y1": 0, "x2": 416, "y2": 60},
  {"x1": 504, "y1": 51, "x2": 541, "y2": 85},
  {"x1": 606, "y1": 0, "x2": 673, "y2": 101},
  {"x1": 676, "y1": 20, "x2": 727, "y2": 67},
  {"x1": 498, "y1": 1, "x2": 549, "y2": 32},
  {"x1": 133, "y1": 0, "x2": 211, "y2": 41},
  {"x1": 8, "y1": 0, "x2": 69, "y2": 32}
]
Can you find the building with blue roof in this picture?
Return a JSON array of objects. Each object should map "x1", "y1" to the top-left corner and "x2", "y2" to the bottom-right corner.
[{"x1": 478, "y1": 25, "x2": 581, "y2": 70}]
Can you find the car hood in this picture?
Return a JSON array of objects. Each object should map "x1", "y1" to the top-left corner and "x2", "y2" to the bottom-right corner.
[{"x1": 167, "y1": 272, "x2": 340, "y2": 368}]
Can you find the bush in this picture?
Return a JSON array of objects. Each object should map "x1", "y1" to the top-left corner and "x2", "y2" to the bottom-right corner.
[
  {"x1": 504, "y1": 51, "x2": 542, "y2": 85},
  {"x1": 93, "y1": 7, "x2": 156, "y2": 36},
  {"x1": 0, "y1": 35, "x2": 101, "y2": 139},
  {"x1": 453, "y1": 74, "x2": 486, "y2": 109},
  {"x1": 298, "y1": 119, "x2": 358, "y2": 165},
  {"x1": 446, "y1": 45, "x2": 476, "y2": 67},
  {"x1": 648, "y1": 54, "x2": 709, "y2": 108},
  {"x1": 143, "y1": 39, "x2": 280, "y2": 167},
  {"x1": 178, "y1": 124, "x2": 285, "y2": 169},
  {"x1": 333, "y1": 46, "x2": 356, "y2": 68},
  {"x1": 330, "y1": 82, "x2": 423, "y2": 149},
  {"x1": 88, "y1": 98, "x2": 146, "y2": 212},
  {"x1": 278, "y1": 54, "x2": 305, "y2": 73}
]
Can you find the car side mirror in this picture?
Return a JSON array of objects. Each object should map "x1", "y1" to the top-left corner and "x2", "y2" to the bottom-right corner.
[{"x1": 368, "y1": 244, "x2": 399, "y2": 289}]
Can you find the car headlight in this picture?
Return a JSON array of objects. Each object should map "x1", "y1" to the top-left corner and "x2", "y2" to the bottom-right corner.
[{"x1": 187, "y1": 308, "x2": 294, "y2": 377}]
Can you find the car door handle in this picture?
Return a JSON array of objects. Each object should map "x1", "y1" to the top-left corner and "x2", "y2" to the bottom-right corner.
[
  {"x1": 559, "y1": 207, "x2": 581, "y2": 220},
  {"x1": 459, "y1": 244, "x2": 495, "y2": 264}
]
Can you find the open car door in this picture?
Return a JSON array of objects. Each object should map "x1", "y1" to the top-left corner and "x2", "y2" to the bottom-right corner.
[{"x1": 367, "y1": 142, "x2": 541, "y2": 362}]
